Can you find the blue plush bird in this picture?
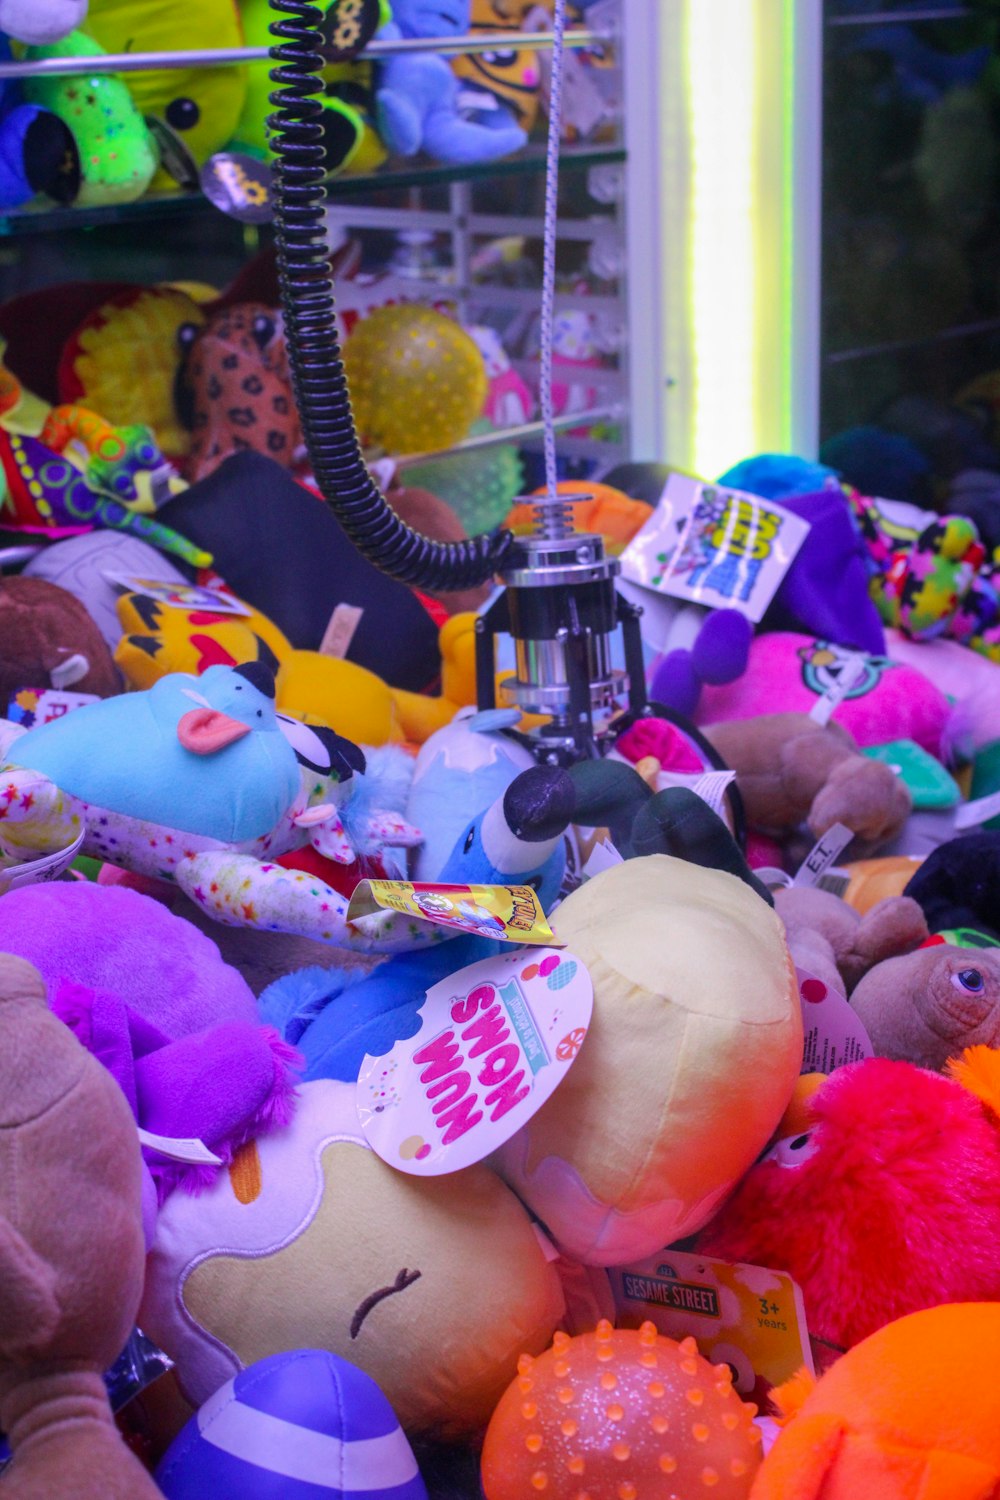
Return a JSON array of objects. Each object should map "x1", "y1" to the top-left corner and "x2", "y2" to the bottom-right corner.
[{"x1": 9, "y1": 663, "x2": 300, "y2": 843}]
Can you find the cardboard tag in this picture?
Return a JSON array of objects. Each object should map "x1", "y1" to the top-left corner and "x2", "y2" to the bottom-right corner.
[
  {"x1": 581, "y1": 838, "x2": 623, "y2": 881},
  {"x1": 620, "y1": 475, "x2": 810, "y2": 623},
  {"x1": 691, "y1": 768, "x2": 737, "y2": 820},
  {"x1": 796, "y1": 966, "x2": 872, "y2": 1074},
  {"x1": 808, "y1": 651, "x2": 867, "y2": 726},
  {"x1": 0, "y1": 830, "x2": 85, "y2": 896},
  {"x1": 319, "y1": 603, "x2": 364, "y2": 659},
  {"x1": 357, "y1": 946, "x2": 592, "y2": 1175},
  {"x1": 137, "y1": 1128, "x2": 223, "y2": 1166},
  {"x1": 6, "y1": 687, "x2": 99, "y2": 729},
  {"x1": 608, "y1": 1248, "x2": 813, "y2": 1401},
  {"x1": 107, "y1": 576, "x2": 251, "y2": 617},
  {"x1": 347, "y1": 879, "x2": 560, "y2": 947},
  {"x1": 792, "y1": 823, "x2": 855, "y2": 886},
  {"x1": 955, "y1": 786, "x2": 1000, "y2": 831}
]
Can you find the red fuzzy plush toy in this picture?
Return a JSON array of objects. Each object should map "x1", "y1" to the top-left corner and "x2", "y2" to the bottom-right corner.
[{"x1": 697, "y1": 1048, "x2": 1000, "y2": 1368}]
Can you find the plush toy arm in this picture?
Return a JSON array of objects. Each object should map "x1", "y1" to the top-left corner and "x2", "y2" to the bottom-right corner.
[
  {"x1": 808, "y1": 753, "x2": 912, "y2": 844},
  {"x1": 422, "y1": 97, "x2": 528, "y2": 164},
  {"x1": 91, "y1": 499, "x2": 211, "y2": 571},
  {"x1": 0, "y1": 768, "x2": 83, "y2": 861},
  {"x1": 378, "y1": 54, "x2": 527, "y2": 163},
  {"x1": 174, "y1": 851, "x2": 450, "y2": 952},
  {"x1": 0, "y1": 1216, "x2": 60, "y2": 1358}
]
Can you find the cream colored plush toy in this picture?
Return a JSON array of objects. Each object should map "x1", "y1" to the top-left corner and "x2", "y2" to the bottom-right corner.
[{"x1": 492, "y1": 854, "x2": 804, "y2": 1264}]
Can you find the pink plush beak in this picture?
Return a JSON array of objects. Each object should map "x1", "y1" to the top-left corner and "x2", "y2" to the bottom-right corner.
[{"x1": 177, "y1": 708, "x2": 252, "y2": 755}]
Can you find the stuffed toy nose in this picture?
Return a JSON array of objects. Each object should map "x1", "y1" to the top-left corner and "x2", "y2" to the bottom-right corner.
[{"x1": 177, "y1": 708, "x2": 252, "y2": 755}]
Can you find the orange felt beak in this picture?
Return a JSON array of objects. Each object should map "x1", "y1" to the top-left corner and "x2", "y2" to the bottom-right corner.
[{"x1": 177, "y1": 708, "x2": 252, "y2": 755}]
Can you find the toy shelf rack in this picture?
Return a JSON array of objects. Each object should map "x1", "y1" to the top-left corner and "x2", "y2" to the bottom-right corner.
[{"x1": 0, "y1": 12, "x2": 632, "y2": 480}]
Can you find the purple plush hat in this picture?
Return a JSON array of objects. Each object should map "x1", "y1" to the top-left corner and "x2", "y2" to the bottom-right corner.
[
  {"x1": 0, "y1": 882, "x2": 258, "y2": 1036},
  {"x1": 764, "y1": 488, "x2": 887, "y2": 655}
]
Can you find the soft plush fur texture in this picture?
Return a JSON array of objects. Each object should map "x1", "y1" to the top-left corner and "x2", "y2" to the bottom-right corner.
[
  {"x1": 0, "y1": 882, "x2": 258, "y2": 1035},
  {"x1": 698, "y1": 1053, "x2": 1000, "y2": 1357},
  {"x1": 775, "y1": 885, "x2": 929, "y2": 995}
]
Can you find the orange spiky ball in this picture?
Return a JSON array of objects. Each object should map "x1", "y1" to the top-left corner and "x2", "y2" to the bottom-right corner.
[{"x1": 481, "y1": 1320, "x2": 762, "y2": 1500}]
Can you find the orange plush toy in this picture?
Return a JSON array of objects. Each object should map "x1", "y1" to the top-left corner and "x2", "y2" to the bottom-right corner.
[{"x1": 752, "y1": 1302, "x2": 1000, "y2": 1500}]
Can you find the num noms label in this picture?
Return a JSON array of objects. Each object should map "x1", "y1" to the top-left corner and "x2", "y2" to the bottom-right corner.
[{"x1": 357, "y1": 947, "x2": 593, "y2": 1176}]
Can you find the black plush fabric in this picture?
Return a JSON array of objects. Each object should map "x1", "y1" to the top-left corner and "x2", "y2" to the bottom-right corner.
[
  {"x1": 159, "y1": 452, "x2": 442, "y2": 691},
  {"x1": 905, "y1": 832, "x2": 1000, "y2": 940}
]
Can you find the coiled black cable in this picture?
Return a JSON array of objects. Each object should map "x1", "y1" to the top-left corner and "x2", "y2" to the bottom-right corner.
[{"x1": 267, "y1": 0, "x2": 512, "y2": 591}]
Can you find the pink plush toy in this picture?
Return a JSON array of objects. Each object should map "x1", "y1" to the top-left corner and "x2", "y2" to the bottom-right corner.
[
  {"x1": 697, "y1": 1047, "x2": 1000, "y2": 1367},
  {"x1": 696, "y1": 632, "x2": 952, "y2": 759}
]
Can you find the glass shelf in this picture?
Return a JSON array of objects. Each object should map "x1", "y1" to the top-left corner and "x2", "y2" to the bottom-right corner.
[{"x1": 0, "y1": 144, "x2": 624, "y2": 240}]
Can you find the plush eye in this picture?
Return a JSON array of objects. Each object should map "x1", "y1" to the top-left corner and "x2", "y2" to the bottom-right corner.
[
  {"x1": 764, "y1": 1132, "x2": 818, "y2": 1169},
  {"x1": 276, "y1": 714, "x2": 332, "y2": 772},
  {"x1": 953, "y1": 968, "x2": 985, "y2": 994},
  {"x1": 166, "y1": 97, "x2": 201, "y2": 131},
  {"x1": 251, "y1": 313, "x2": 276, "y2": 350},
  {"x1": 463, "y1": 824, "x2": 476, "y2": 854},
  {"x1": 482, "y1": 49, "x2": 517, "y2": 66}
]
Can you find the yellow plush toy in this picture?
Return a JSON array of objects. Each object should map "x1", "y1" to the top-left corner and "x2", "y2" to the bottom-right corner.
[
  {"x1": 492, "y1": 854, "x2": 804, "y2": 1264},
  {"x1": 83, "y1": 0, "x2": 247, "y2": 192}
]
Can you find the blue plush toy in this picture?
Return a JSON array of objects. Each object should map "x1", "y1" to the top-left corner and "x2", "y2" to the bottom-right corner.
[
  {"x1": 375, "y1": 0, "x2": 527, "y2": 165},
  {"x1": 0, "y1": 0, "x2": 85, "y2": 208}
]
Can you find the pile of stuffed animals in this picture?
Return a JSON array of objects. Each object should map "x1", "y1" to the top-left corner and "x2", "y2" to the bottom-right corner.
[
  {"x1": 5, "y1": 364, "x2": 1000, "y2": 1500},
  {"x1": 0, "y1": 0, "x2": 615, "y2": 216}
]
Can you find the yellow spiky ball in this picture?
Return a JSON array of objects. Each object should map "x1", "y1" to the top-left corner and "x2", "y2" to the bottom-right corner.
[{"x1": 343, "y1": 304, "x2": 487, "y2": 456}]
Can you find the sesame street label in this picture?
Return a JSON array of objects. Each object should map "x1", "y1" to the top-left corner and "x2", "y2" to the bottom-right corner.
[
  {"x1": 347, "y1": 879, "x2": 560, "y2": 946},
  {"x1": 609, "y1": 1250, "x2": 813, "y2": 1402},
  {"x1": 796, "y1": 966, "x2": 873, "y2": 1074},
  {"x1": 357, "y1": 947, "x2": 592, "y2": 1176},
  {"x1": 619, "y1": 475, "x2": 809, "y2": 622}
]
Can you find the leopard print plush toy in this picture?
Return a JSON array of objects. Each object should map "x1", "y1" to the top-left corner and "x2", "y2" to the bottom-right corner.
[{"x1": 179, "y1": 302, "x2": 302, "y2": 483}]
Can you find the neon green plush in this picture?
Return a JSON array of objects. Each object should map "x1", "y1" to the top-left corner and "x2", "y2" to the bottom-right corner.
[
  {"x1": 24, "y1": 32, "x2": 157, "y2": 205},
  {"x1": 83, "y1": 0, "x2": 246, "y2": 191}
]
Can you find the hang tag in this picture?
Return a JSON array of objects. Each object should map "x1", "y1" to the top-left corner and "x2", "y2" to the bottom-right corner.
[
  {"x1": 137, "y1": 1128, "x2": 222, "y2": 1166},
  {"x1": 955, "y1": 786, "x2": 1000, "y2": 831},
  {"x1": 357, "y1": 945, "x2": 593, "y2": 1176},
  {"x1": 0, "y1": 830, "x2": 84, "y2": 896},
  {"x1": 6, "y1": 687, "x2": 99, "y2": 729},
  {"x1": 755, "y1": 865, "x2": 792, "y2": 890},
  {"x1": 319, "y1": 603, "x2": 364, "y2": 659},
  {"x1": 348, "y1": 878, "x2": 560, "y2": 946},
  {"x1": 200, "y1": 152, "x2": 273, "y2": 225},
  {"x1": 808, "y1": 651, "x2": 867, "y2": 726},
  {"x1": 691, "y1": 768, "x2": 736, "y2": 820},
  {"x1": 620, "y1": 475, "x2": 810, "y2": 623},
  {"x1": 792, "y1": 823, "x2": 855, "y2": 886},
  {"x1": 608, "y1": 1248, "x2": 813, "y2": 1402},
  {"x1": 581, "y1": 838, "x2": 623, "y2": 881},
  {"x1": 145, "y1": 116, "x2": 200, "y2": 190},
  {"x1": 107, "y1": 576, "x2": 251, "y2": 617},
  {"x1": 796, "y1": 966, "x2": 872, "y2": 1074}
]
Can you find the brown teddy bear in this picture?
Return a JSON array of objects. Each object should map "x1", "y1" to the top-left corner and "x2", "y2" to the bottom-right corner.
[
  {"x1": 0, "y1": 952, "x2": 159, "y2": 1498},
  {"x1": 0, "y1": 575, "x2": 120, "y2": 708}
]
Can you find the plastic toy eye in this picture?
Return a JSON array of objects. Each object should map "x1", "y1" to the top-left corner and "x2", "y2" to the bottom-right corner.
[
  {"x1": 953, "y1": 968, "x2": 985, "y2": 994},
  {"x1": 166, "y1": 97, "x2": 201, "y2": 131},
  {"x1": 482, "y1": 49, "x2": 517, "y2": 66},
  {"x1": 763, "y1": 1132, "x2": 818, "y2": 1169},
  {"x1": 251, "y1": 314, "x2": 277, "y2": 349},
  {"x1": 463, "y1": 825, "x2": 476, "y2": 854},
  {"x1": 177, "y1": 321, "x2": 200, "y2": 352}
]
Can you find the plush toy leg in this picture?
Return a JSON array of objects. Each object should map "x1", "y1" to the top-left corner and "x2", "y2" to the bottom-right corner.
[
  {"x1": 0, "y1": 1369, "x2": 161, "y2": 1499},
  {"x1": 422, "y1": 99, "x2": 527, "y2": 164},
  {"x1": 92, "y1": 499, "x2": 211, "y2": 570},
  {"x1": 630, "y1": 787, "x2": 774, "y2": 906},
  {"x1": 174, "y1": 851, "x2": 448, "y2": 952},
  {"x1": 0, "y1": 769, "x2": 82, "y2": 860}
]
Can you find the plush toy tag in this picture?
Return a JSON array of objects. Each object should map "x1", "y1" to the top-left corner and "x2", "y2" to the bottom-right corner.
[
  {"x1": 863, "y1": 739, "x2": 960, "y2": 809},
  {"x1": 347, "y1": 879, "x2": 561, "y2": 946},
  {"x1": 357, "y1": 946, "x2": 592, "y2": 1175},
  {"x1": 808, "y1": 651, "x2": 866, "y2": 726},
  {"x1": 619, "y1": 474, "x2": 810, "y2": 622},
  {"x1": 108, "y1": 576, "x2": 252, "y2": 617},
  {"x1": 6, "y1": 687, "x2": 99, "y2": 728},
  {"x1": 201, "y1": 153, "x2": 273, "y2": 225},
  {"x1": 0, "y1": 829, "x2": 85, "y2": 895},
  {"x1": 607, "y1": 1248, "x2": 813, "y2": 1399},
  {"x1": 582, "y1": 838, "x2": 623, "y2": 881},
  {"x1": 796, "y1": 966, "x2": 872, "y2": 1073},
  {"x1": 319, "y1": 603, "x2": 364, "y2": 659},
  {"x1": 792, "y1": 823, "x2": 855, "y2": 886},
  {"x1": 955, "y1": 786, "x2": 1000, "y2": 831},
  {"x1": 137, "y1": 1128, "x2": 223, "y2": 1166}
]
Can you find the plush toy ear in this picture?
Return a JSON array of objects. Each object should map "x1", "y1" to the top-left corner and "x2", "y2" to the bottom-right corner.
[
  {"x1": 0, "y1": 1216, "x2": 61, "y2": 1358},
  {"x1": 751, "y1": 1412, "x2": 847, "y2": 1499},
  {"x1": 947, "y1": 1044, "x2": 1000, "y2": 1122},
  {"x1": 769, "y1": 1365, "x2": 818, "y2": 1426}
]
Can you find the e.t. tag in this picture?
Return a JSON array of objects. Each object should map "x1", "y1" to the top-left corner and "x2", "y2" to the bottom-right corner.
[
  {"x1": 357, "y1": 946, "x2": 593, "y2": 1176},
  {"x1": 792, "y1": 822, "x2": 855, "y2": 886},
  {"x1": 796, "y1": 966, "x2": 872, "y2": 1074},
  {"x1": 607, "y1": 1248, "x2": 812, "y2": 1403}
]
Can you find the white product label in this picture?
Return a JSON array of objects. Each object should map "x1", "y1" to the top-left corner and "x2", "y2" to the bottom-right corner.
[
  {"x1": 792, "y1": 823, "x2": 855, "y2": 886},
  {"x1": 137, "y1": 1128, "x2": 223, "y2": 1165}
]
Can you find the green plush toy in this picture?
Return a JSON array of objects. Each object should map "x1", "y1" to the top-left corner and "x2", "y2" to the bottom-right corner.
[{"x1": 24, "y1": 31, "x2": 157, "y2": 205}]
